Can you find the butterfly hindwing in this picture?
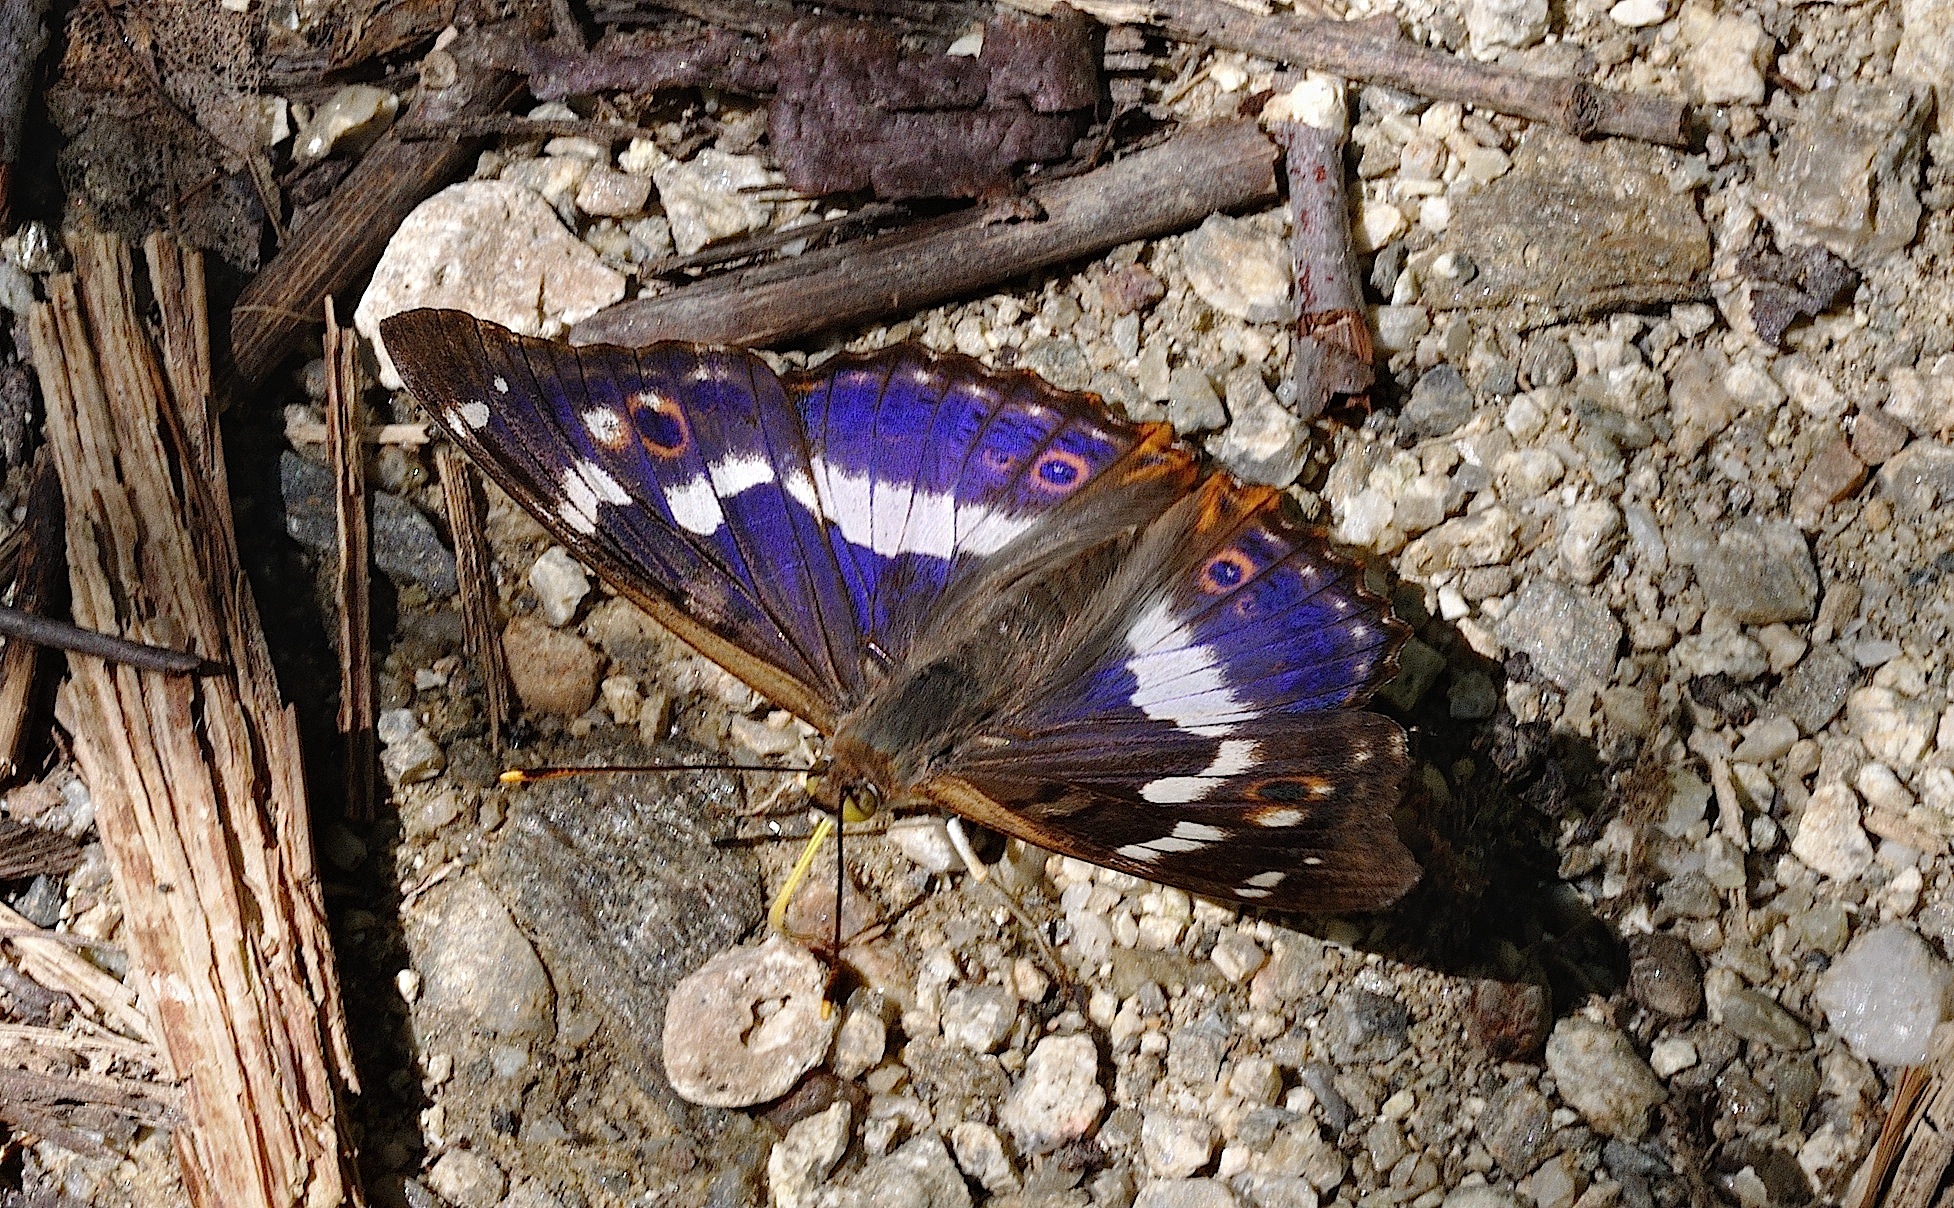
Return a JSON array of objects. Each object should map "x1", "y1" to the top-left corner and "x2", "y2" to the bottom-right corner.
[
  {"x1": 933, "y1": 710, "x2": 1415, "y2": 911},
  {"x1": 381, "y1": 309, "x2": 860, "y2": 726}
]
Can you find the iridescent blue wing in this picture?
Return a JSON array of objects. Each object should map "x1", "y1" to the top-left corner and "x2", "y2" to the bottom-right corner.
[
  {"x1": 381, "y1": 309, "x2": 861, "y2": 728},
  {"x1": 784, "y1": 347, "x2": 1191, "y2": 669},
  {"x1": 928, "y1": 476, "x2": 1418, "y2": 911},
  {"x1": 1007, "y1": 477, "x2": 1403, "y2": 734}
]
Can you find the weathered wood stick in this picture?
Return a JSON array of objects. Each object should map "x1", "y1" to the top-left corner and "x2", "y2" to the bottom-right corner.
[
  {"x1": 1265, "y1": 81, "x2": 1374, "y2": 419},
  {"x1": 437, "y1": 446, "x2": 511, "y2": 750},
  {"x1": 0, "y1": 456, "x2": 61, "y2": 781},
  {"x1": 327, "y1": 301, "x2": 376, "y2": 823},
  {"x1": 573, "y1": 117, "x2": 1281, "y2": 346},
  {"x1": 230, "y1": 24, "x2": 530, "y2": 384},
  {"x1": 1009, "y1": 0, "x2": 1691, "y2": 147},
  {"x1": 31, "y1": 234, "x2": 363, "y2": 1208}
]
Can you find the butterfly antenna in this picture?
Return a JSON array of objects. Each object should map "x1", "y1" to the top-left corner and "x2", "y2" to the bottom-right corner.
[
  {"x1": 500, "y1": 762, "x2": 811, "y2": 783},
  {"x1": 946, "y1": 818, "x2": 1066, "y2": 981}
]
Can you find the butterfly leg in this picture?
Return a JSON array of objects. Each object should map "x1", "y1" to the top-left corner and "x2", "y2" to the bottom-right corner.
[{"x1": 946, "y1": 818, "x2": 1065, "y2": 981}]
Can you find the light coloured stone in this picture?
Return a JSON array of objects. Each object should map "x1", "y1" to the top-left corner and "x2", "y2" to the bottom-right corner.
[
  {"x1": 1543, "y1": 1017, "x2": 1666, "y2": 1139},
  {"x1": 1683, "y1": 8, "x2": 1771, "y2": 105},
  {"x1": 1815, "y1": 925, "x2": 1954, "y2": 1065},
  {"x1": 357, "y1": 181, "x2": 625, "y2": 388},
  {"x1": 294, "y1": 84, "x2": 398, "y2": 164},
  {"x1": 528, "y1": 546, "x2": 592, "y2": 627},
  {"x1": 663, "y1": 936, "x2": 837, "y2": 1107},
  {"x1": 1897, "y1": 0, "x2": 1954, "y2": 135},
  {"x1": 1791, "y1": 782, "x2": 1876, "y2": 881},
  {"x1": 1466, "y1": 0, "x2": 1549, "y2": 55},
  {"x1": 1180, "y1": 214, "x2": 1291, "y2": 323},
  {"x1": 1000, "y1": 1033, "x2": 1106, "y2": 1153},
  {"x1": 770, "y1": 1102, "x2": 853, "y2": 1208},
  {"x1": 653, "y1": 148, "x2": 779, "y2": 256},
  {"x1": 1609, "y1": 0, "x2": 1667, "y2": 26}
]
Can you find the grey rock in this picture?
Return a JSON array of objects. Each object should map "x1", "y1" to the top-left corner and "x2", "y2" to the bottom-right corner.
[
  {"x1": 1443, "y1": 1189, "x2": 1520, "y2": 1208},
  {"x1": 1400, "y1": 365, "x2": 1475, "y2": 440},
  {"x1": 1235, "y1": 1174, "x2": 1318, "y2": 1208},
  {"x1": 1878, "y1": 441, "x2": 1954, "y2": 517},
  {"x1": 1757, "y1": 81, "x2": 1931, "y2": 262},
  {"x1": 1497, "y1": 581, "x2": 1622, "y2": 690},
  {"x1": 1544, "y1": 1017, "x2": 1667, "y2": 1139},
  {"x1": 1690, "y1": 518, "x2": 1818, "y2": 624},
  {"x1": 1001, "y1": 1033, "x2": 1106, "y2": 1154},
  {"x1": 483, "y1": 771, "x2": 761, "y2": 1096},
  {"x1": 1020, "y1": 339, "x2": 1093, "y2": 392},
  {"x1": 378, "y1": 708, "x2": 446, "y2": 785},
  {"x1": 1422, "y1": 131, "x2": 1710, "y2": 322},
  {"x1": 1628, "y1": 933, "x2": 1703, "y2": 1019},
  {"x1": 942, "y1": 984, "x2": 1017, "y2": 1054},
  {"x1": 1166, "y1": 1015, "x2": 1227, "y2": 1085},
  {"x1": 1521, "y1": 333, "x2": 1576, "y2": 388},
  {"x1": 280, "y1": 452, "x2": 458, "y2": 597},
  {"x1": 1478, "y1": 1079, "x2": 1555, "y2": 1175},
  {"x1": 852, "y1": 1134, "x2": 972, "y2": 1208},
  {"x1": 1323, "y1": 989, "x2": 1410, "y2": 1064},
  {"x1": 406, "y1": 873, "x2": 555, "y2": 1040},
  {"x1": 426, "y1": 1150, "x2": 506, "y2": 1208},
  {"x1": 1166, "y1": 366, "x2": 1227, "y2": 434},
  {"x1": 1716, "y1": 987, "x2": 1812, "y2": 1050},
  {"x1": 1206, "y1": 394, "x2": 1309, "y2": 487},
  {"x1": 1379, "y1": 637, "x2": 1445, "y2": 710},
  {"x1": 1770, "y1": 643, "x2": 1861, "y2": 733},
  {"x1": 1134, "y1": 1178, "x2": 1240, "y2": 1208},
  {"x1": 1467, "y1": 0, "x2": 1548, "y2": 54}
]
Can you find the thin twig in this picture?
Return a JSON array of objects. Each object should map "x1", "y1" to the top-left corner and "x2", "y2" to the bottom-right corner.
[
  {"x1": 575, "y1": 118, "x2": 1282, "y2": 346},
  {"x1": 0, "y1": 604, "x2": 214, "y2": 674},
  {"x1": 326, "y1": 300, "x2": 375, "y2": 824},
  {"x1": 1006, "y1": 0, "x2": 1691, "y2": 146},
  {"x1": 640, "y1": 201, "x2": 905, "y2": 277},
  {"x1": 397, "y1": 114, "x2": 665, "y2": 144},
  {"x1": 1265, "y1": 82, "x2": 1374, "y2": 419},
  {"x1": 437, "y1": 446, "x2": 511, "y2": 751}
]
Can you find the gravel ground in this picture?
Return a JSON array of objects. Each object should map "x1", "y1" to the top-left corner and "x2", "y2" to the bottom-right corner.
[{"x1": 10, "y1": 0, "x2": 1954, "y2": 1204}]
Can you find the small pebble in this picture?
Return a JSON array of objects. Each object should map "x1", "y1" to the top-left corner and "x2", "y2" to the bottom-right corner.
[
  {"x1": 1628, "y1": 933, "x2": 1703, "y2": 1018},
  {"x1": 528, "y1": 546, "x2": 592, "y2": 627},
  {"x1": 769, "y1": 1102, "x2": 853, "y2": 1208},
  {"x1": 503, "y1": 615, "x2": 604, "y2": 716},
  {"x1": 1543, "y1": 1017, "x2": 1666, "y2": 1139},
  {"x1": 1000, "y1": 1033, "x2": 1106, "y2": 1153},
  {"x1": 427, "y1": 1150, "x2": 507, "y2": 1208}
]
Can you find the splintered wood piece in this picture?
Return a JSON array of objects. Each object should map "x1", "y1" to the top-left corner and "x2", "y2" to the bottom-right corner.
[
  {"x1": 28, "y1": 233, "x2": 362, "y2": 1208},
  {"x1": 1007, "y1": 0, "x2": 1690, "y2": 146},
  {"x1": 1858, "y1": 1025, "x2": 1954, "y2": 1208},
  {"x1": 0, "y1": 900, "x2": 149, "y2": 1041},
  {"x1": 326, "y1": 300, "x2": 376, "y2": 823},
  {"x1": 437, "y1": 445, "x2": 510, "y2": 750},
  {"x1": 574, "y1": 117, "x2": 1281, "y2": 346},
  {"x1": 0, "y1": 453, "x2": 61, "y2": 781},
  {"x1": 230, "y1": 23, "x2": 528, "y2": 384}
]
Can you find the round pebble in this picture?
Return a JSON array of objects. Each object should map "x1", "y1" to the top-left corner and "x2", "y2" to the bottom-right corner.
[
  {"x1": 1543, "y1": 1017, "x2": 1666, "y2": 1139},
  {"x1": 1000, "y1": 1033, "x2": 1106, "y2": 1154},
  {"x1": 663, "y1": 935, "x2": 838, "y2": 1107},
  {"x1": 1815, "y1": 924, "x2": 1954, "y2": 1065}
]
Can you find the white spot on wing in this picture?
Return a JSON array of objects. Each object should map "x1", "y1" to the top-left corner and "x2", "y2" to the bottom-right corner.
[
  {"x1": 709, "y1": 453, "x2": 777, "y2": 497},
  {"x1": 493, "y1": 376, "x2": 509, "y2": 394},
  {"x1": 808, "y1": 456, "x2": 1025, "y2": 559},
  {"x1": 583, "y1": 407, "x2": 624, "y2": 445},
  {"x1": 1124, "y1": 602, "x2": 1246, "y2": 738},
  {"x1": 455, "y1": 401, "x2": 490, "y2": 430},
  {"x1": 665, "y1": 474, "x2": 724, "y2": 536},
  {"x1": 1116, "y1": 820, "x2": 1230, "y2": 862},
  {"x1": 1246, "y1": 870, "x2": 1285, "y2": 888},
  {"x1": 1140, "y1": 739, "x2": 1260, "y2": 803}
]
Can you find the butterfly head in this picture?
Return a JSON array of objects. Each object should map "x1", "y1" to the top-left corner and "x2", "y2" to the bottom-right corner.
[{"x1": 805, "y1": 749, "x2": 885, "y2": 825}]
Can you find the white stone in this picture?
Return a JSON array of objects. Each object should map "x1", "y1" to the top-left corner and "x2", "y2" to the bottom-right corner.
[
  {"x1": 769, "y1": 1102, "x2": 853, "y2": 1208},
  {"x1": 1790, "y1": 783, "x2": 1876, "y2": 881},
  {"x1": 1358, "y1": 202, "x2": 1408, "y2": 251},
  {"x1": 888, "y1": 816, "x2": 964, "y2": 873},
  {"x1": 294, "y1": 84, "x2": 397, "y2": 164},
  {"x1": 1180, "y1": 214, "x2": 1290, "y2": 323},
  {"x1": 1849, "y1": 687, "x2": 1939, "y2": 767},
  {"x1": 529, "y1": 546, "x2": 592, "y2": 627},
  {"x1": 1543, "y1": 1018, "x2": 1666, "y2": 1139},
  {"x1": 1334, "y1": 488, "x2": 1395, "y2": 547},
  {"x1": 357, "y1": 181, "x2": 626, "y2": 388},
  {"x1": 1649, "y1": 1036, "x2": 1699, "y2": 1077},
  {"x1": 1559, "y1": 500, "x2": 1623, "y2": 584},
  {"x1": 1683, "y1": 9, "x2": 1771, "y2": 106},
  {"x1": 652, "y1": 148, "x2": 779, "y2": 257},
  {"x1": 1814, "y1": 925, "x2": 1954, "y2": 1065},
  {"x1": 1609, "y1": 0, "x2": 1667, "y2": 27},
  {"x1": 1142, "y1": 1110, "x2": 1217, "y2": 1178},
  {"x1": 1467, "y1": 0, "x2": 1550, "y2": 54}
]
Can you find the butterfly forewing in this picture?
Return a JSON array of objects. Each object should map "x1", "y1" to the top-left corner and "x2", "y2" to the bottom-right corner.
[{"x1": 382, "y1": 309, "x2": 856, "y2": 727}]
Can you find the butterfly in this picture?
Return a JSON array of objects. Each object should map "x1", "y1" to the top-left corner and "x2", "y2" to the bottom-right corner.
[{"x1": 379, "y1": 309, "x2": 1421, "y2": 912}]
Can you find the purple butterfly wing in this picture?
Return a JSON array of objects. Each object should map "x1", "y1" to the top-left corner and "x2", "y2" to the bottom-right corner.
[
  {"x1": 786, "y1": 347, "x2": 1181, "y2": 667},
  {"x1": 381, "y1": 309, "x2": 861, "y2": 727}
]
